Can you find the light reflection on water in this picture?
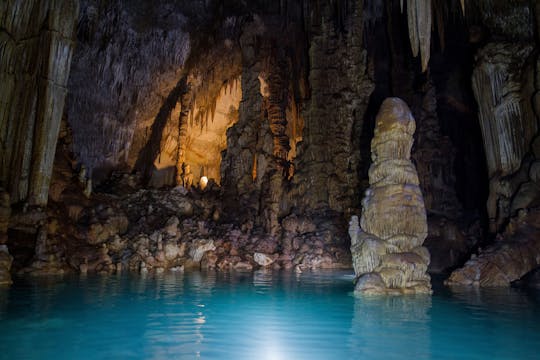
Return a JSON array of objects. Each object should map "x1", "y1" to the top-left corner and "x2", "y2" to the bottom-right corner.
[{"x1": 0, "y1": 271, "x2": 539, "y2": 359}]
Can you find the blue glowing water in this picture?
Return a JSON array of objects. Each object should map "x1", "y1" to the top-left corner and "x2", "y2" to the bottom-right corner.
[{"x1": 1, "y1": 271, "x2": 539, "y2": 359}]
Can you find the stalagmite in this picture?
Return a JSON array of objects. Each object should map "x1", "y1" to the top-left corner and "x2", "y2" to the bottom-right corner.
[{"x1": 350, "y1": 98, "x2": 431, "y2": 295}]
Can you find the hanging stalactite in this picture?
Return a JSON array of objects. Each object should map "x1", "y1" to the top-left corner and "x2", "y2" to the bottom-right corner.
[{"x1": 406, "y1": 0, "x2": 432, "y2": 72}]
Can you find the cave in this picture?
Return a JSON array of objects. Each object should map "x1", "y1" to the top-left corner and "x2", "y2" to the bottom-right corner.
[{"x1": 1, "y1": 0, "x2": 540, "y2": 358}]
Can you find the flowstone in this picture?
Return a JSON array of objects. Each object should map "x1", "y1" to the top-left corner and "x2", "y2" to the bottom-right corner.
[{"x1": 350, "y1": 98, "x2": 432, "y2": 295}]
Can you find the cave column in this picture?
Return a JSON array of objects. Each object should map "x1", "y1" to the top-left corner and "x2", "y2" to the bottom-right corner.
[
  {"x1": 290, "y1": 0, "x2": 373, "y2": 217},
  {"x1": 176, "y1": 83, "x2": 193, "y2": 187},
  {"x1": 0, "y1": 0, "x2": 79, "y2": 206},
  {"x1": 259, "y1": 51, "x2": 290, "y2": 235},
  {"x1": 220, "y1": 23, "x2": 264, "y2": 221}
]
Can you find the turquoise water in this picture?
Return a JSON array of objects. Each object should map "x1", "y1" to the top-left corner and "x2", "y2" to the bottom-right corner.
[{"x1": 1, "y1": 271, "x2": 539, "y2": 360}]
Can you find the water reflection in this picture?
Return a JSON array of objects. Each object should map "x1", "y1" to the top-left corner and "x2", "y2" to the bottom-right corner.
[
  {"x1": 350, "y1": 295, "x2": 432, "y2": 359},
  {"x1": 1, "y1": 272, "x2": 540, "y2": 359}
]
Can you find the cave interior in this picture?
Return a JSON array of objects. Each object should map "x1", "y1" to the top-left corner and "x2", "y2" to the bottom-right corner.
[{"x1": 0, "y1": 0, "x2": 540, "y2": 292}]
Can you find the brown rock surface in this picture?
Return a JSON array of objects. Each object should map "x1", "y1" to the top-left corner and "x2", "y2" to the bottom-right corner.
[{"x1": 446, "y1": 210, "x2": 540, "y2": 287}]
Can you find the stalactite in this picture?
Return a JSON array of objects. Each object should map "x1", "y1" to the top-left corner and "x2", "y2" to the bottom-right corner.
[{"x1": 406, "y1": 0, "x2": 432, "y2": 72}]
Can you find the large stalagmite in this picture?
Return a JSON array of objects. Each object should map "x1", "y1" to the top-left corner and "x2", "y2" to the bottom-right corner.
[{"x1": 350, "y1": 98, "x2": 431, "y2": 295}]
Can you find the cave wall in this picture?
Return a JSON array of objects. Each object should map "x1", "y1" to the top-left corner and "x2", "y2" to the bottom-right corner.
[
  {"x1": 67, "y1": 0, "x2": 190, "y2": 181},
  {"x1": 290, "y1": 0, "x2": 374, "y2": 217},
  {"x1": 468, "y1": 1, "x2": 540, "y2": 233}
]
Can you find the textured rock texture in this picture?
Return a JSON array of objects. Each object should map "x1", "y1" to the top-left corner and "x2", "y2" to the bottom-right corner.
[
  {"x1": 11, "y1": 184, "x2": 350, "y2": 275},
  {"x1": 67, "y1": 0, "x2": 190, "y2": 179},
  {"x1": 473, "y1": 43, "x2": 535, "y2": 179},
  {"x1": 446, "y1": 210, "x2": 540, "y2": 287},
  {"x1": 290, "y1": 1, "x2": 373, "y2": 216},
  {"x1": 0, "y1": 189, "x2": 11, "y2": 284},
  {"x1": 0, "y1": 0, "x2": 79, "y2": 205},
  {"x1": 351, "y1": 98, "x2": 431, "y2": 295}
]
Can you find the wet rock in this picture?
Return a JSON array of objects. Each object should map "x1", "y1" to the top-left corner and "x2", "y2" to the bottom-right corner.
[
  {"x1": 87, "y1": 214, "x2": 128, "y2": 245},
  {"x1": 164, "y1": 242, "x2": 185, "y2": 261},
  {"x1": 446, "y1": 210, "x2": 540, "y2": 287},
  {"x1": 189, "y1": 240, "x2": 216, "y2": 262},
  {"x1": 254, "y1": 252, "x2": 275, "y2": 267},
  {"x1": 22, "y1": 226, "x2": 67, "y2": 275}
]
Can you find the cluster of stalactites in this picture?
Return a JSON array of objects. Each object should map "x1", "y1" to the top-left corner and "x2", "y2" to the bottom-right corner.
[{"x1": 399, "y1": 0, "x2": 466, "y2": 72}]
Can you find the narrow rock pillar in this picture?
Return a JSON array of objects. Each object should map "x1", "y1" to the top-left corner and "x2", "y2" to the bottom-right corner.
[{"x1": 350, "y1": 97, "x2": 431, "y2": 295}]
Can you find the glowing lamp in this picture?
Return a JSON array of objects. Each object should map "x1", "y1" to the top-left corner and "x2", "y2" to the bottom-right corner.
[{"x1": 200, "y1": 176, "x2": 208, "y2": 190}]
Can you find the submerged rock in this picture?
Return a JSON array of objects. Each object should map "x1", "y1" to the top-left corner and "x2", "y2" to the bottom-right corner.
[{"x1": 351, "y1": 98, "x2": 432, "y2": 295}]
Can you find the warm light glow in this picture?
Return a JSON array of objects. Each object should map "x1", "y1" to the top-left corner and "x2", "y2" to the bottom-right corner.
[{"x1": 200, "y1": 176, "x2": 208, "y2": 190}]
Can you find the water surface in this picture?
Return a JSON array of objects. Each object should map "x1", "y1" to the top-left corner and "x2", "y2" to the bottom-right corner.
[{"x1": 1, "y1": 271, "x2": 539, "y2": 359}]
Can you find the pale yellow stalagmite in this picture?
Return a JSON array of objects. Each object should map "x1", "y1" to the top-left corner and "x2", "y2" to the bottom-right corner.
[{"x1": 350, "y1": 98, "x2": 431, "y2": 295}]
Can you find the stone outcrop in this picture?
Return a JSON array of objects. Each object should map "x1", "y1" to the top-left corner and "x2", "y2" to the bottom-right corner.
[
  {"x1": 351, "y1": 98, "x2": 431, "y2": 295},
  {"x1": 446, "y1": 210, "x2": 540, "y2": 287},
  {"x1": 472, "y1": 42, "x2": 536, "y2": 232},
  {"x1": 10, "y1": 182, "x2": 351, "y2": 276}
]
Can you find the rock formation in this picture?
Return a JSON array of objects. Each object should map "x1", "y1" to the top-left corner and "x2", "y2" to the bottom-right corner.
[
  {"x1": 0, "y1": 189, "x2": 12, "y2": 285},
  {"x1": 446, "y1": 210, "x2": 540, "y2": 287},
  {"x1": 351, "y1": 98, "x2": 431, "y2": 295},
  {"x1": 0, "y1": 0, "x2": 79, "y2": 206}
]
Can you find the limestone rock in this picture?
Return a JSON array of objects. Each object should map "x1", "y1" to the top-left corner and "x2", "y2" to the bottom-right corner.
[
  {"x1": 164, "y1": 242, "x2": 185, "y2": 261},
  {"x1": 189, "y1": 240, "x2": 216, "y2": 262},
  {"x1": 282, "y1": 215, "x2": 317, "y2": 234},
  {"x1": 87, "y1": 214, "x2": 128, "y2": 245},
  {"x1": 351, "y1": 98, "x2": 431, "y2": 295},
  {"x1": 446, "y1": 210, "x2": 540, "y2": 287},
  {"x1": 0, "y1": 245, "x2": 13, "y2": 285},
  {"x1": 254, "y1": 252, "x2": 275, "y2": 267},
  {"x1": 163, "y1": 216, "x2": 180, "y2": 237}
]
